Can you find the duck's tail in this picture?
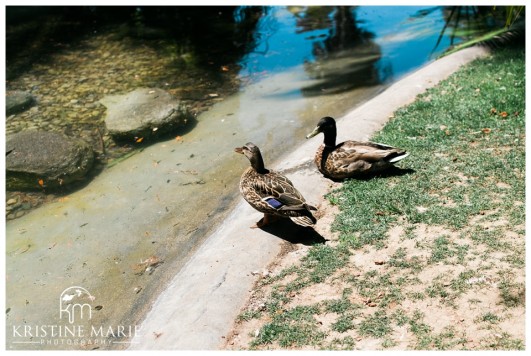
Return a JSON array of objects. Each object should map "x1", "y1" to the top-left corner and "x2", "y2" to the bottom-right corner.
[
  {"x1": 388, "y1": 151, "x2": 409, "y2": 163},
  {"x1": 290, "y1": 216, "x2": 316, "y2": 227},
  {"x1": 290, "y1": 204, "x2": 317, "y2": 227}
]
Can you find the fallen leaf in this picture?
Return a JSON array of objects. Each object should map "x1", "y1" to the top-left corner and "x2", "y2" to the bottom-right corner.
[
  {"x1": 15, "y1": 244, "x2": 31, "y2": 254},
  {"x1": 135, "y1": 137, "x2": 144, "y2": 143},
  {"x1": 133, "y1": 255, "x2": 163, "y2": 275},
  {"x1": 38, "y1": 179, "x2": 44, "y2": 187},
  {"x1": 144, "y1": 256, "x2": 161, "y2": 266},
  {"x1": 490, "y1": 108, "x2": 497, "y2": 114},
  {"x1": 221, "y1": 65, "x2": 229, "y2": 72},
  {"x1": 132, "y1": 264, "x2": 146, "y2": 275},
  {"x1": 499, "y1": 111, "x2": 508, "y2": 118},
  {"x1": 481, "y1": 128, "x2": 492, "y2": 134},
  {"x1": 175, "y1": 136, "x2": 182, "y2": 141}
]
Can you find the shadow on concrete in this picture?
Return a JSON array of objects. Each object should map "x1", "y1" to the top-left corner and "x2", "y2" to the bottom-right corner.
[{"x1": 260, "y1": 218, "x2": 327, "y2": 246}]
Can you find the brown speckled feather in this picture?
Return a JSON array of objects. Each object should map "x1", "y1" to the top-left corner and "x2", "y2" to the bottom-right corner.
[
  {"x1": 315, "y1": 141, "x2": 407, "y2": 180},
  {"x1": 240, "y1": 167, "x2": 316, "y2": 224},
  {"x1": 308, "y1": 117, "x2": 409, "y2": 181},
  {"x1": 236, "y1": 142, "x2": 317, "y2": 227}
]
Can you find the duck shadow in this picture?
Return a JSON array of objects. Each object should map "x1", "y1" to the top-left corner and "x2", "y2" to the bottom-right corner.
[
  {"x1": 259, "y1": 219, "x2": 327, "y2": 246},
  {"x1": 328, "y1": 166, "x2": 416, "y2": 182},
  {"x1": 363, "y1": 166, "x2": 416, "y2": 180}
]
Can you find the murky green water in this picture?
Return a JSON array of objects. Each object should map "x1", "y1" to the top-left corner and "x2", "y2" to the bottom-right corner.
[{"x1": 5, "y1": 5, "x2": 499, "y2": 350}]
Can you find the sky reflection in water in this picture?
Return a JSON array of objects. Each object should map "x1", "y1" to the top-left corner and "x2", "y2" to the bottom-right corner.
[{"x1": 238, "y1": 6, "x2": 458, "y2": 87}]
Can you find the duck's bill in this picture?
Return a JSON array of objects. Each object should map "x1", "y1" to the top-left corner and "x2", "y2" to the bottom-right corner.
[
  {"x1": 305, "y1": 127, "x2": 320, "y2": 139},
  {"x1": 234, "y1": 147, "x2": 244, "y2": 154}
]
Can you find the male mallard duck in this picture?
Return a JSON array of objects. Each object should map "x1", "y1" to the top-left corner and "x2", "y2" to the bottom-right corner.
[
  {"x1": 306, "y1": 116, "x2": 409, "y2": 180},
  {"x1": 235, "y1": 142, "x2": 317, "y2": 228}
]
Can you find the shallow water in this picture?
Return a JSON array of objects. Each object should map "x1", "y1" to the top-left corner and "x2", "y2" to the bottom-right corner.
[{"x1": 5, "y1": 6, "x2": 467, "y2": 349}]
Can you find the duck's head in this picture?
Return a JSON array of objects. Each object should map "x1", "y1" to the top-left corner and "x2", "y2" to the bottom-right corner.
[
  {"x1": 235, "y1": 142, "x2": 267, "y2": 173},
  {"x1": 306, "y1": 117, "x2": 337, "y2": 147},
  {"x1": 234, "y1": 142, "x2": 259, "y2": 159},
  {"x1": 306, "y1": 116, "x2": 336, "y2": 139}
]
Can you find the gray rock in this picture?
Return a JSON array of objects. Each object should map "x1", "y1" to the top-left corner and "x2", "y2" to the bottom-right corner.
[
  {"x1": 6, "y1": 130, "x2": 94, "y2": 191},
  {"x1": 100, "y1": 88, "x2": 192, "y2": 141},
  {"x1": 6, "y1": 91, "x2": 36, "y2": 116}
]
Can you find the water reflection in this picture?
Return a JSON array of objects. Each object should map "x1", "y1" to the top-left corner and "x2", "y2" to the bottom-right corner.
[
  {"x1": 6, "y1": 6, "x2": 265, "y2": 79},
  {"x1": 129, "y1": 6, "x2": 265, "y2": 68},
  {"x1": 236, "y1": 6, "x2": 477, "y2": 98},
  {"x1": 295, "y1": 6, "x2": 382, "y2": 96},
  {"x1": 8, "y1": 5, "x2": 510, "y2": 83},
  {"x1": 429, "y1": 6, "x2": 524, "y2": 54}
]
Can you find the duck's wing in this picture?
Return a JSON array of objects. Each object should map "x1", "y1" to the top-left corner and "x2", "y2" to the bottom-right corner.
[
  {"x1": 334, "y1": 141, "x2": 407, "y2": 163},
  {"x1": 251, "y1": 172, "x2": 314, "y2": 210}
]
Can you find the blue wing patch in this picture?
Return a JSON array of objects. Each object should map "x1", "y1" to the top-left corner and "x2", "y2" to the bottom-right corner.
[{"x1": 263, "y1": 197, "x2": 283, "y2": 209}]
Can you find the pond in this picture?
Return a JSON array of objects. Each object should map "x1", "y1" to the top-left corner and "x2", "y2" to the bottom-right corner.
[{"x1": 5, "y1": 5, "x2": 488, "y2": 350}]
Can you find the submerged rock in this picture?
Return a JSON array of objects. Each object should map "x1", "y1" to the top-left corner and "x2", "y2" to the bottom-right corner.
[
  {"x1": 100, "y1": 88, "x2": 192, "y2": 141},
  {"x1": 6, "y1": 90, "x2": 36, "y2": 116},
  {"x1": 6, "y1": 130, "x2": 94, "y2": 191}
]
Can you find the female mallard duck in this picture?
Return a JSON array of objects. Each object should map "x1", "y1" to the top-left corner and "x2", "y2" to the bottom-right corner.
[
  {"x1": 306, "y1": 116, "x2": 409, "y2": 180},
  {"x1": 235, "y1": 142, "x2": 317, "y2": 228}
]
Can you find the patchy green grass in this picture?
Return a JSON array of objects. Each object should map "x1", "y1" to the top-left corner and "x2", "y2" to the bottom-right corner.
[
  {"x1": 358, "y1": 311, "x2": 392, "y2": 338},
  {"x1": 331, "y1": 313, "x2": 356, "y2": 333},
  {"x1": 228, "y1": 47, "x2": 524, "y2": 351},
  {"x1": 497, "y1": 270, "x2": 525, "y2": 308},
  {"x1": 250, "y1": 304, "x2": 326, "y2": 348},
  {"x1": 330, "y1": 47, "x2": 525, "y2": 248},
  {"x1": 477, "y1": 312, "x2": 500, "y2": 324}
]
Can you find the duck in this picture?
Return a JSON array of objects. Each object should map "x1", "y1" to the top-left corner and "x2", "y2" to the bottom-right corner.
[
  {"x1": 306, "y1": 116, "x2": 409, "y2": 180},
  {"x1": 235, "y1": 142, "x2": 317, "y2": 228}
]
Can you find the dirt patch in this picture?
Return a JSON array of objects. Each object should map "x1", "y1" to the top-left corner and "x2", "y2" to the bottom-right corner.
[{"x1": 223, "y1": 193, "x2": 525, "y2": 350}]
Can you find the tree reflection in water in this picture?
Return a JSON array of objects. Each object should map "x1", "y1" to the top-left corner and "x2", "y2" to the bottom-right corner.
[
  {"x1": 6, "y1": 6, "x2": 266, "y2": 80},
  {"x1": 290, "y1": 6, "x2": 383, "y2": 97}
]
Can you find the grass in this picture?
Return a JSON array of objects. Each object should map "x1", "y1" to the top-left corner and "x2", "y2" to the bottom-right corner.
[
  {"x1": 230, "y1": 46, "x2": 525, "y2": 350},
  {"x1": 478, "y1": 312, "x2": 500, "y2": 324},
  {"x1": 358, "y1": 311, "x2": 392, "y2": 338}
]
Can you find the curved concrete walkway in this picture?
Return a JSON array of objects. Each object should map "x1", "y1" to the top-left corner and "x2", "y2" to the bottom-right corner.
[{"x1": 128, "y1": 46, "x2": 489, "y2": 350}]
